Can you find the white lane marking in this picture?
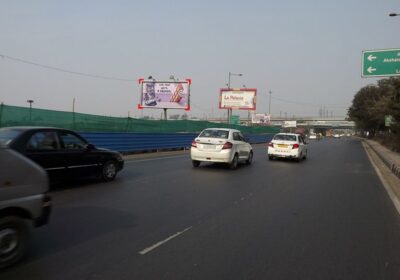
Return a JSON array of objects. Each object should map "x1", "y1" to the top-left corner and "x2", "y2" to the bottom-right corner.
[
  {"x1": 138, "y1": 226, "x2": 192, "y2": 255},
  {"x1": 363, "y1": 143, "x2": 400, "y2": 216},
  {"x1": 125, "y1": 155, "x2": 188, "y2": 164}
]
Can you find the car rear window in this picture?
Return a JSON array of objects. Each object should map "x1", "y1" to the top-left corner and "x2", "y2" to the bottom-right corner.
[
  {"x1": 199, "y1": 129, "x2": 229, "y2": 139},
  {"x1": 0, "y1": 129, "x2": 22, "y2": 146},
  {"x1": 273, "y1": 134, "x2": 297, "y2": 141}
]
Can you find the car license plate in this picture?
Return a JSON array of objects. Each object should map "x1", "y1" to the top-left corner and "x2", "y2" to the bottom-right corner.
[
  {"x1": 277, "y1": 144, "x2": 288, "y2": 148},
  {"x1": 203, "y1": 144, "x2": 216, "y2": 150}
]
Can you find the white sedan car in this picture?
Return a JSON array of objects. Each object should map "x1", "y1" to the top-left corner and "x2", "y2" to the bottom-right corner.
[
  {"x1": 267, "y1": 133, "x2": 307, "y2": 162},
  {"x1": 190, "y1": 128, "x2": 253, "y2": 169}
]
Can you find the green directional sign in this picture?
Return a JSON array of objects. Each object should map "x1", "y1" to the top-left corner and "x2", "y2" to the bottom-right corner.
[
  {"x1": 362, "y1": 49, "x2": 400, "y2": 77},
  {"x1": 385, "y1": 115, "x2": 393, "y2": 127},
  {"x1": 230, "y1": 115, "x2": 240, "y2": 125}
]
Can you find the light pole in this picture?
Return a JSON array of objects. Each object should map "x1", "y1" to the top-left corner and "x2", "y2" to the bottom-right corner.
[
  {"x1": 227, "y1": 72, "x2": 243, "y2": 123},
  {"x1": 268, "y1": 90, "x2": 272, "y2": 116},
  {"x1": 27, "y1": 99, "x2": 34, "y2": 122}
]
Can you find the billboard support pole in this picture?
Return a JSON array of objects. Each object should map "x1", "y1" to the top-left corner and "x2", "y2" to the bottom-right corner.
[{"x1": 164, "y1": 108, "x2": 167, "y2": 120}]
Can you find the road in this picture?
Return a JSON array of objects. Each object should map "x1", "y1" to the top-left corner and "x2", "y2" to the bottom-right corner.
[{"x1": 2, "y1": 138, "x2": 400, "y2": 280}]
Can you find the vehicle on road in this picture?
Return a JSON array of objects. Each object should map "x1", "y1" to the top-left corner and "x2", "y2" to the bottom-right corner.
[
  {"x1": 0, "y1": 147, "x2": 51, "y2": 269},
  {"x1": 0, "y1": 127, "x2": 124, "y2": 183},
  {"x1": 333, "y1": 134, "x2": 341, "y2": 138},
  {"x1": 190, "y1": 128, "x2": 253, "y2": 169},
  {"x1": 309, "y1": 133, "x2": 317, "y2": 140},
  {"x1": 268, "y1": 133, "x2": 307, "y2": 162}
]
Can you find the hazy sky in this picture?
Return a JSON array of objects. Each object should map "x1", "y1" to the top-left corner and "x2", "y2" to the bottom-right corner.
[{"x1": 1, "y1": 0, "x2": 399, "y2": 119}]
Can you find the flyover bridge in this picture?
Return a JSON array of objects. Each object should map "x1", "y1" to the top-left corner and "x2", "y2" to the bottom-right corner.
[{"x1": 205, "y1": 117, "x2": 355, "y2": 129}]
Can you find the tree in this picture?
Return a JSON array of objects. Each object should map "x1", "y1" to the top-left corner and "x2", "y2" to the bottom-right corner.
[
  {"x1": 181, "y1": 113, "x2": 188, "y2": 120},
  {"x1": 348, "y1": 77, "x2": 400, "y2": 146},
  {"x1": 348, "y1": 85, "x2": 387, "y2": 137}
]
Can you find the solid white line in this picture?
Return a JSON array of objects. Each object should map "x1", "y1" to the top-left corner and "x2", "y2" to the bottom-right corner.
[
  {"x1": 138, "y1": 226, "x2": 192, "y2": 255},
  {"x1": 125, "y1": 155, "x2": 188, "y2": 164},
  {"x1": 363, "y1": 143, "x2": 400, "y2": 216}
]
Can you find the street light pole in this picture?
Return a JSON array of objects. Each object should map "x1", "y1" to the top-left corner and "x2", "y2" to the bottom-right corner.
[
  {"x1": 227, "y1": 72, "x2": 243, "y2": 123},
  {"x1": 268, "y1": 90, "x2": 272, "y2": 115}
]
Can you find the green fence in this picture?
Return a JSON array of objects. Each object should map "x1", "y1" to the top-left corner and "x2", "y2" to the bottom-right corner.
[{"x1": 0, "y1": 104, "x2": 279, "y2": 134}]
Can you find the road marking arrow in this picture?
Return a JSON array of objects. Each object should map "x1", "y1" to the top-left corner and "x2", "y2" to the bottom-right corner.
[
  {"x1": 367, "y1": 54, "x2": 377, "y2": 62},
  {"x1": 367, "y1": 66, "x2": 376, "y2": 73}
]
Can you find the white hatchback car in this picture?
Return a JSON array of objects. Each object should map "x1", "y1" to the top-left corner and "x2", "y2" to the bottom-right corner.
[
  {"x1": 267, "y1": 133, "x2": 307, "y2": 161},
  {"x1": 190, "y1": 128, "x2": 253, "y2": 169}
]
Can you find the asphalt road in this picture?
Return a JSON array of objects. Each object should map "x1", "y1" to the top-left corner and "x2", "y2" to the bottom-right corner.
[{"x1": 2, "y1": 137, "x2": 400, "y2": 280}]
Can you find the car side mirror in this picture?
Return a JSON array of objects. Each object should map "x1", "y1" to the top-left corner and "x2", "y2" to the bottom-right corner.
[{"x1": 86, "y1": 143, "x2": 95, "y2": 150}]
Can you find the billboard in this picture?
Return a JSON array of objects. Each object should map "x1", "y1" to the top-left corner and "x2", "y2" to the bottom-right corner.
[
  {"x1": 252, "y1": 114, "x2": 271, "y2": 124},
  {"x1": 219, "y1": 88, "x2": 256, "y2": 110},
  {"x1": 138, "y1": 79, "x2": 191, "y2": 110}
]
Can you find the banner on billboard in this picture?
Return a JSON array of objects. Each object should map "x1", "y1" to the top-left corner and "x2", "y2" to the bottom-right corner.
[
  {"x1": 252, "y1": 114, "x2": 271, "y2": 124},
  {"x1": 283, "y1": 121, "x2": 297, "y2": 128},
  {"x1": 138, "y1": 79, "x2": 191, "y2": 110},
  {"x1": 219, "y1": 88, "x2": 256, "y2": 110}
]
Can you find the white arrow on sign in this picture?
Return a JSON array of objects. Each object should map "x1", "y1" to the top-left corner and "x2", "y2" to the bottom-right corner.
[
  {"x1": 367, "y1": 54, "x2": 377, "y2": 62},
  {"x1": 367, "y1": 66, "x2": 376, "y2": 73}
]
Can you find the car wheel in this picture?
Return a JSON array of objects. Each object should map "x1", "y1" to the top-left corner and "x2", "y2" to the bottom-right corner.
[
  {"x1": 229, "y1": 154, "x2": 238, "y2": 170},
  {"x1": 246, "y1": 151, "x2": 253, "y2": 165},
  {"x1": 192, "y1": 160, "x2": 200, "y2": 168},
  {"x1": 102, "y1": 161, "x2": 117, "y2": 181},
  {"x1": 268, "y1": 155, "x2": 274, "y2": 160},
  {"x1": 0, "y1": 216, "x2": 31, "y2": 269}
]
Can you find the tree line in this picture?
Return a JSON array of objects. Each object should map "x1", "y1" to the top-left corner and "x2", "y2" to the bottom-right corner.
[{"x1": 348, "y1": 77, "x2": 400, "y2": 144}]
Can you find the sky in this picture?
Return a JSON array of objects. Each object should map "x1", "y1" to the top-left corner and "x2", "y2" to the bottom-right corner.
[{"x1": 0, "y1": 0, "x2": 399, "y2": 119}]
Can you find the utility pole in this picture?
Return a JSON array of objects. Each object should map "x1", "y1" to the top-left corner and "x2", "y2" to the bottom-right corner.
[{"x1": 268, "y1": 90, "x2": 272, "y2": 115}]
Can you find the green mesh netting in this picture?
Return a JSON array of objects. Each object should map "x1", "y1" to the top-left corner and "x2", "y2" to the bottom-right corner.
[{"x1": 0, "y1": 104, "x2": 279, "y2": 134}]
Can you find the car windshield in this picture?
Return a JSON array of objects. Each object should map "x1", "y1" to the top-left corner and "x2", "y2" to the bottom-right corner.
[
  {"x1": 273, "y1": 134, "x2": 297, "y2": 141},
  {"x1": 0, "y1": 129, "x2": 22, "y2": 146},
  {"x1": 199, "y1": 129, "x2": 229, "y2": 139}
]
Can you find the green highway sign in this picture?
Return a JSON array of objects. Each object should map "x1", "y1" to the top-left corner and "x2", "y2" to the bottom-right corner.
[
  {"x1": 385, "y1": 115, "x2": 393, "y2": 127},
  {"x1": 362, "y1": 49, "x2": 400, "y2": 77},
  {"x1": 230, "y1": 115, "x2": 240, "y2": 125}
]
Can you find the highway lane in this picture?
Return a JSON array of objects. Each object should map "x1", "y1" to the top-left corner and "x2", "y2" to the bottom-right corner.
[{"x1": 2, "y1": 138, "x2": 400, "y2": 279}]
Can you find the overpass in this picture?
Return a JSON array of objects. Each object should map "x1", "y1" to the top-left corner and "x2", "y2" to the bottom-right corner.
[{"x1": 203, "y1": 116, "x2": 355, "y2": 129}]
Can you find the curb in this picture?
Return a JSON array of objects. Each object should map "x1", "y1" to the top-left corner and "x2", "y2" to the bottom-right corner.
[{"x1": 362, "y1": 139, "x2": 400, "y2": 180}]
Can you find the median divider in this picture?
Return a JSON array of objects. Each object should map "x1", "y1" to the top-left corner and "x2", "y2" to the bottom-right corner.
[{"x1": 363, "y1": 138, "x2": 400, "y2": 180}]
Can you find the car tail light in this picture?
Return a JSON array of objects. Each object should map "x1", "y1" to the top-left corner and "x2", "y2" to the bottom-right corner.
[
  {"x1": 222, "y1": 142, "x2": 233, "y2": 149},
  {"x1": 268, "y1": 142, "x2": 274, "y2": 148},
  {"x1": 292, "y1": 143, "x2": 299, "y2": 149},
  {"x1": 191, "y1": 140, "x2": 197, "y2": 148}
]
